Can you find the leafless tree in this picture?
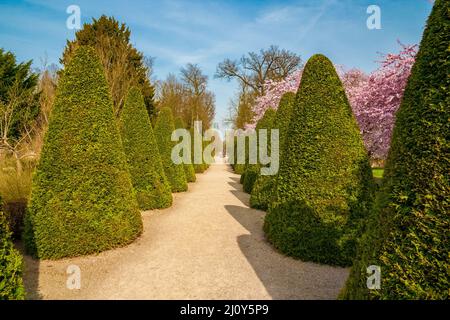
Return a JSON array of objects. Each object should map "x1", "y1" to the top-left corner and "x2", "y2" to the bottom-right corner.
[{"x1": 215, "y1": 45, "x2": 302, "y2": 96}]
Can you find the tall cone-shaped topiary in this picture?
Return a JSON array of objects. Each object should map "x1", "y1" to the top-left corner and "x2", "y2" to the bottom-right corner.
[
  {"x1": 250, "y1": 92, "x2": 295, "y2": 209},
  {"x1": 119, "y1": 87, "x2": 172, "y2": 210},
  {"x1": 341, "y1": 0, "x2": 450, "y2": 299},
  {"x1": 0, "y1": 213, "x2": 25, "y2": 300},
  {"x1": 264, "y1": 54, "x2": 375, "y2": 267},
  {"x1": 154, "y1": 108, "x2": 188, "y2": 192},
  {"x1": 23, "y1": 46, "x2": 142, "y2": 259},
  {"x1": 242, "y1": 108, "x2": 276, "y2": 193},
  {"x1": 175, "y1": 117, "x2": 196, "y2": 182}
]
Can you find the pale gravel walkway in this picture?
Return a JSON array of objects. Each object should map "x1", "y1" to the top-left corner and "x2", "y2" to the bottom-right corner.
[{"x1": 22, "y1": 163, "x2": 349, "y2": 300}]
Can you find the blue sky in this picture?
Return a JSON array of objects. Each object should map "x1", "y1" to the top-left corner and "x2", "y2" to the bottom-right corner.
[{"x1": 0, "y1": 0, "x2": 433, "y2": 126}]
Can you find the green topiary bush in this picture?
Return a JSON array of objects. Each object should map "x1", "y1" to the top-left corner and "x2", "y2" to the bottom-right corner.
[
  {"x1": 174, "y1": 117, "x2": 196, "y2": 182},
  {"x1": 242, "y1": 108, "x2": 276, "y2": 194},
  {"x1": 264, "y1": 54, "x2": 375, "y2": 267},
  {"x1": 341, "y1": 0, "x2": 449, "y2": 299},
  {"x1": 190, "y1": 127, "x2": 209, "y2": 173},
  {"x1": 0, "y1": 212, "x2": 24, "y2": 300},
  {"x1": 119, "y1": 87, "x2": 172, "y2": 210},
  {"x1": 154, "y1": 108, "x2": 188, "y2": 192},
  {"x1": 250, "y1": 94, "x2": 295, "y2": 209},
  {"x1": 23, "y1": 46, "x2": 143, "y2": 259}
]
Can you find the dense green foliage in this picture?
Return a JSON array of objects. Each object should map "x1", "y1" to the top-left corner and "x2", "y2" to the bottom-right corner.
[
  {"x1": 61, "y1": 16, "x2": 155, "y2": 117},
  {"x1": 154, "y1": 108, "x2": 188, "y2": 192},
  {"x1": 190, "y1": 127, "x2": 209, "y2": 173},
  {"x1": 250, "y1": 93, "x2": 295, "y2": 209},
  {"x1": 242, "y1": 108, "x2": 276, "y2": 193},
  {"x1": 0, "y1": 48, "x2": 40, "y2": 141},
  {"x1": 264, "y1": 54, "x2": 375, "y2": 266},
  {"x1": 175, "y1": 117, "x2": 196, "y2": 182},
  {"x1": 119, "y1": 87, "x2": 172, "y2": 210},
  {"x1": 24, "y1": 47, "x2": 143, "y2": 259},
  {"x1": 341, "y1": 0, "x2": 450, "y2": 299},
  {"x1": 0, "y1": 213, "x2": 24, "y2": 300},
  {"x1": 232, "y1": 135, "x2": 248, "y2": 175}
]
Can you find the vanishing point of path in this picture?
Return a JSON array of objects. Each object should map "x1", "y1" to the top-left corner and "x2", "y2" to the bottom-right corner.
[{"x1": 22, "y1": 162, "x2": 349, "y2": 300}]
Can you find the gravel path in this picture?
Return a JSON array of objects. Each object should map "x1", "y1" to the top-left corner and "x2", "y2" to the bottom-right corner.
[{"x1": 22, "y1": 163, "x2": 349, "y2": 300}]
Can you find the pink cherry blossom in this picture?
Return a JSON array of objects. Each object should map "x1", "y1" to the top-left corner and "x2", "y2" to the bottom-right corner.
[{"x1": 247, "y1": 42, "x2": 417, "y2": 160}]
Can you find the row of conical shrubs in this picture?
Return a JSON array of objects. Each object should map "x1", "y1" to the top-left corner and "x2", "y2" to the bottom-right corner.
[
  {"x1": 241, "y1": 108, "x2": 276, "y2": 194},
  {"x1": 250, "y1": 92, "x2": 295, "y2": 210},
  {"x1": 154, "y1": 108, "x2": 188, "y2": 192},
  {"x1": 119, "y1": 88, "x2": 173, "y2": 209},
  {"x1": 237, "y1": 0, "x2": 448, "y2": 299},
  {"x1": 23, "y1": 46, "x2": 201, "y2": 259}
]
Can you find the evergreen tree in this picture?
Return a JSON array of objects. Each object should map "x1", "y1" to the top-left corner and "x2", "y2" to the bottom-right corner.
[
  {"x1": 154, "y1": 108, "x2": 188, "y2": 192},
  {"x1": 24, "y1": 47, "x2": 142, "y2": 259}
]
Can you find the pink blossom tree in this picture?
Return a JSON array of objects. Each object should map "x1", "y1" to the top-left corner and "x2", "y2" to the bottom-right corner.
[
  {"x1": 246, "y1": 69, "x2": 302, "y2": 129},
  {"x1": 345, "y1": 43, "x2": 417, "y2": 161},
  {"x1": 247, "y1": 43, "x2": 417, "y2": 162}
]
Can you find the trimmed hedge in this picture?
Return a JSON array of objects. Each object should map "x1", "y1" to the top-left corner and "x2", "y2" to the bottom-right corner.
[
  {"x1": 0, "y1": 212, "x2": 24, "y2": 300},
  {"x1": 250, "y1": 93, "x2": 295, "y2": 209},
  {"x1": 24, "y1": 46, "x2": 142, "y2": 259},
  {"x1": 233, "y1": 135, "x2": 248, "y2": 175},
  {"x1": 341, "y1": 0, "x2": 450, "y2": 299},
  {"x1": 242, "y1": 108, "x2": 276, "y2": 193},
  {"x1": 119, "y1": 87, "x2": 172, "y2": 210},
  {"x1": 154, "y1": 108, "x2": 188, "y2": 192},
  {"x1": 190, "y1": 127, "x2": 209, "y2": 173},
  {"x1": 264, "y1": 54, "x2": 375, "y2": 267},
  {"x1": 174, "y1": 117, "x2": 196, "y2": 182}
]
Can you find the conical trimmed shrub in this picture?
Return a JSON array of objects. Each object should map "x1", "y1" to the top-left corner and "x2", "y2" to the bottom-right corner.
[
  {"x1": 250, "y1": 93, "x2": 295, "y2": 209},
  {"x1": 0, "y1": 212, "x2": 25, "y2": 300},
  {"x1": 23, "y1": 46, "x2": 142, "y2": 259},
  {"x1": 242, "y1": 108, "x2": 276, "y2": 193},
  {"x1": 119, "y1": 87, "x2": 172, "y2": 210},
  {"x1": 341, "y1": 0, "x2": 449, "y2": 299},
  {"x1": 154, "y1": 108, "x2": 188, "y2": 192},
  {"x1": 174, "y1": 117, "x2": 196, "y2": 182},
  {"x1": 190, "y1": 127, "x2": 209, "y2": 173},
  {"x1": 264, "y1": 54, "x2": 375, "y2": 266}
]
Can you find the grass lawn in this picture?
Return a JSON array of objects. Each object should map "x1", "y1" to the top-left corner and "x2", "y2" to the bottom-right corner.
[{"x1": 372, "y1": 168, "x2": 384, "y2": 179}]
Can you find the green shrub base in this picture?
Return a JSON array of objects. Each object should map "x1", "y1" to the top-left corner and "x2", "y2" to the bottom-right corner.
[
  {"x1": 249, "y1": 175, "x2": 275, "y2": 210},
  {"x1": 264, "y1": 201, "x2": 360, "y2": 267}
]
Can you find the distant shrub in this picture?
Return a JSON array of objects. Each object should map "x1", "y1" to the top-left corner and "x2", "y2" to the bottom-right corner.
[
  {"x1": 242, "y1": 108, "x2": 276, "y2": 194},
  {"x1": 174, "y1": 117, "x2": 196, "y2": 182},
  {"x1": 264, "y1": 54, "x2": 375, "y2": 267},
  {"x1": 250, "y1": 93, "x2": 295, "y2": 210},
  {"x1": 119, "y1": 87, "x2": 172, "y2": 210},
  {"x1": 24, "y1": 46, "x2": 142, "y2": 259},
  {"x1": 154, "y1": 108, "x2": 188, "y2": 192}
]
